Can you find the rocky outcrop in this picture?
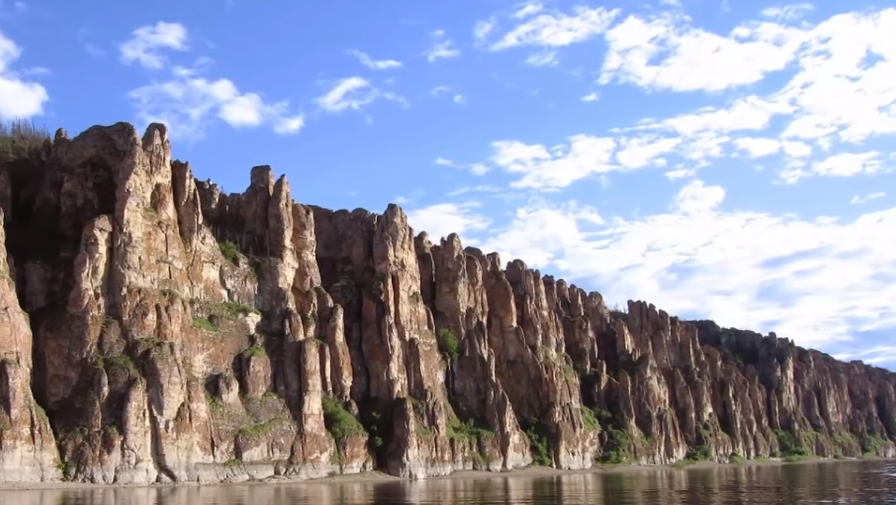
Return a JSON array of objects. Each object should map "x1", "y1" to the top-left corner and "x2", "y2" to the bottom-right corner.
[{"x1": 0, "y1": 122, "x2": 894, "y2": 484}]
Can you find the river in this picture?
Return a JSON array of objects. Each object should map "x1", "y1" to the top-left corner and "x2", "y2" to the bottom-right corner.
[{"x1": 2, "y1": 460, "x2": 896, "y2": 504}]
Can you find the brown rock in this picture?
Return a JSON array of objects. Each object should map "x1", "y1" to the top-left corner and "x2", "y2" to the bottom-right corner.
[{"x1": 1, "y1": 121, "x2": 894, "y2": 486}]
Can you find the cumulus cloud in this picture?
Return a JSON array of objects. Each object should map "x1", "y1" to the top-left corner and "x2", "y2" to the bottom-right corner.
[
  {"x1": 423, "y1": 30, "x2": 460, "y2": 62},
  {"x1": 120, "y1": 21, "x2": 188, "y2": 69},
  {"x1": 346, "y1": 50, "x2": 402, "y2": 70},
  {"x1": 405, "y1": 202, "x2": 492, "y2": 241},
  {"x1": 0, "y1": 29, "x2": 49, "y2": 118},
  {"x1": 129, "y1": 65, "x2": 304, "y2": 139},
  {"x1": 599, "y1": 13, "x2": 806, "y2": 93}
]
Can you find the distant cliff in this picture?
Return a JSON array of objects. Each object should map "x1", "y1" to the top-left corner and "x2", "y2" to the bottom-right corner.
[{"x1": 0, "y1": 122, "x2": 893, "y2": 484}]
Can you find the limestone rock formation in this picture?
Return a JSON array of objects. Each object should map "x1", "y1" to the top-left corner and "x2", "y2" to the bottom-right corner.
[{"x1": 0, "y1": 122, "x2": 894, "y2": 484}]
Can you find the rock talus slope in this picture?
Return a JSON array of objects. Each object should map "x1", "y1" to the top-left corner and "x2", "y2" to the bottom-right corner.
[{"x1": 0, "y1": 122, "x2": 894, "y2": 484}]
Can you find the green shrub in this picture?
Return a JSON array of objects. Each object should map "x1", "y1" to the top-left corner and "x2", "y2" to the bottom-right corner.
[
  {"x1": 599, "y1": 427, "x2": 631, "y2": 465},
  {"x1": 686, "y1": 445, "x2": 713, "y2": 461},
  {"x1": 219, "y1": 241, "x2": 242, "y2": 264},
  {"x1": 581, "y1": 407, "x2": 600, "y2": 432},
  {"x1": 774, "y1": 429, "x2": 809, "y2": 458},
  {"x1": 729, "y1": 452, "x2": 745, "y2": 464},
  {"x1": 448, "y1": 418, "x2": 495, "y2": 444},
  {"x1": 322, "y1": 396, "x2": 366, "y2": 445},
  {"x1": 594, "y1": 408, "x2": 614, "y2": 427},
  {"x1": 437, "y1": 329, "x2": 460, "y2": 360},
  {"x1": 862, "y1": 433, "x2": 889, "y2": 456},
  {"x1": 523, "y1": 419, "x2": 553, "y2": 467}
]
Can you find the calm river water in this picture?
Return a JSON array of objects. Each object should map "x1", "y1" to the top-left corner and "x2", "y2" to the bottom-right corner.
[{"x1": 2, "y1": 460, "x2": 896, "y2": 505}]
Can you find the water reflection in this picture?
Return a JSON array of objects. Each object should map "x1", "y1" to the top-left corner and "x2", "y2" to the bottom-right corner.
[{"x1": 3, "y1": 460, "x2": 896, "y2": 505}]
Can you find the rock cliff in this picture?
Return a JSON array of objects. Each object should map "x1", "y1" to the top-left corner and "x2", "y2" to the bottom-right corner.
[{"x1": 0, "y1": 122, "x2": 893, "y2": 484}]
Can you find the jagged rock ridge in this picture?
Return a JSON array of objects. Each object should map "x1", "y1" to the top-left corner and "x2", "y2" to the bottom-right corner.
[{"x1": 0, "y1": 122, "x2": 893, "y2": 484}]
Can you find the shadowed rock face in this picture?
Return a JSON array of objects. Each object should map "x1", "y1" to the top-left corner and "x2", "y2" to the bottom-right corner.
[{"x1": 0, "y1": 122, "x2": 893, "y2": 484}]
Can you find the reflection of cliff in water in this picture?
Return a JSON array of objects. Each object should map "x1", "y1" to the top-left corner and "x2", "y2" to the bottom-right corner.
[{"x1": 4, "y1": 460, "x2": 895, "y2": 505}]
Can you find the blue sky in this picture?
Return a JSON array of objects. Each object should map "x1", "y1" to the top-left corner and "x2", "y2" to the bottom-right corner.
[{"x1": 2, "y1": 0, "x2": 895, "y2": 367}]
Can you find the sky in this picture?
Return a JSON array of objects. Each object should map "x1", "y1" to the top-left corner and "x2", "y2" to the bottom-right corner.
[{"x1": 1, "y1": 0, "x2": 895, "y2": 368}]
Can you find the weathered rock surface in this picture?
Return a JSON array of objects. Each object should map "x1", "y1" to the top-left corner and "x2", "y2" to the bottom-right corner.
[{"x1": 0, "y1": 122, "x2": 894, "y2": 484}]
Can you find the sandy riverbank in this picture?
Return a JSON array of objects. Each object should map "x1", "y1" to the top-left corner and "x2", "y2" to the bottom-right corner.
[{"x1": 0, "y1": 456, "x2": 886, "y2": 492}]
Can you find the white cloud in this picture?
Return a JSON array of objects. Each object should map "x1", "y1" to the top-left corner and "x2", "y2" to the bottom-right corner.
[
  {"x1": 346, "y1": 49, "x2": 402, "y2": 70},
  {"x1": 473, "y1": 20, "x2": 495, "y2": 46},
  {"x1": 488, "y1": 6, "x2": 620, "y2": 51},
  {"x1": 20, "y1": 66, "x2": 49, "y2": 76},
  {"x1": 657, "y1": 96, "x2": 789, "y2": 136},
  {"x1": 581, "y1": 92, "x2": 600, "y2": 102},
  {"x1": 598, "y1": 7, "x2": 896, "y2": 158},
  {"x1": 434, "y1": 156, "x2": 489, "y2": 175},
  {"x1": 664, "y1": 167, "x2": 697, "y2": 179},
  {"x1": 512, "y1": 2, "x2": 544, "y2": 19},
  {"x1": 673, "y1": 179, "x2": 725, "y2": 214},
  {"x1": 773, "y1": 9, "x2": 896, "y2": 145},
  {"x1": 599, "y1": 13, "x2": 806, "y2": 92},
  {"x1": 424, "y1": 30, "x2": 460, "y2": 62},
  {"x1": 780, "y1": 151, "x2": 887, "y2": 183},
  {"x1": 129, "y1": 65, "x2": 304, "y2": 139},
  {"x1": 761, "y1": 3, "x2": 814, "y2": 21},
  {"x1": 525, "y1": 50, "x2": 558, "y2": 66},
  {"x1": 851, "y1": 192, "x2": 886, "y2": 205},
  {"x1": 0, "y1": 29, "x2": 49, "y2": 118},
  {"x1": 733, "y1": 137, "x2": 783, "y2": 158},
  {"x1": 478, "y1": 199, "x2": 605, "y2": 269},
  {"x1": 430, "y1": 86, "x2": 466, "y2": 105},
  {"x1": 472, "y1": 184, "x2": 896, "y2": 348},
  {"x1": 120, "y1": 21, "x2": 188, "y2": 70},
  {"x1": 406, "y1": 202, "x2": 492, "y2": 241},
  {"x1": 316, "y1": 77, "x2": 375, "y2": 113},
  {"x1": 315, "y1": 76, "x2": 405, "y2": 114},
  {"x1": 486, "y1": 135, "x2": 618, "y2": 190},
  {"x1": 615, "y1": 136, "x2": 682, "y2": 169}
]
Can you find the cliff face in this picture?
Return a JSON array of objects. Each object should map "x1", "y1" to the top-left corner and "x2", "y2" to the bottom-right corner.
[{"x1": 0, "y1": 122, "x2": 893, "y2": 484}]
